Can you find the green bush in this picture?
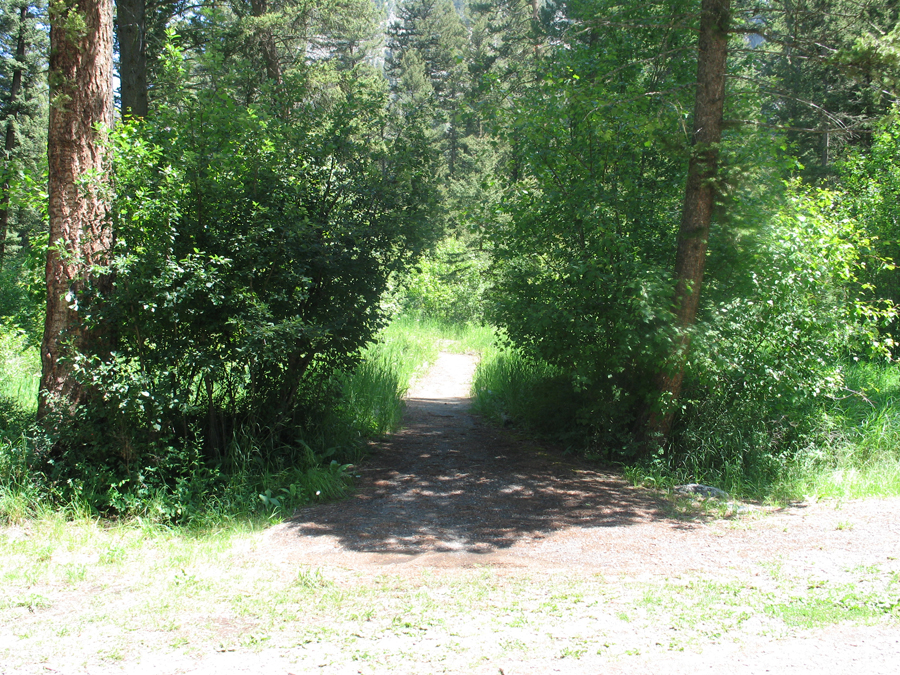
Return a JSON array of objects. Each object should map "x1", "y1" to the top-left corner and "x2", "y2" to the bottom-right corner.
[
  {"x1": 667, "y1": 187, "x2": 894, "y2": 485},
  {"x1": 391, "y1": 236, "x2": 489, "y2": 324},
  {"x1": 45, "y1": 56, "x2": 438, "y2": 473}
]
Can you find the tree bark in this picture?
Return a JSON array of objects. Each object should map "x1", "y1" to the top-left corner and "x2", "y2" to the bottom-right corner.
[
  {"x1": 250, "y1": 0, "x2": 282, "y2": 85},
  {"x1": 116, "y1": 0, "x2": 149, "y2": 117},
  {"x1": 39, "y1": 0, "x2": 115, "y2": 420},
  {"x1": 0, "y1": 3, "x2": 28, "y2": 270},
  {"x1": 644, "y1": 0, "x2": 730, "y2": 446}
]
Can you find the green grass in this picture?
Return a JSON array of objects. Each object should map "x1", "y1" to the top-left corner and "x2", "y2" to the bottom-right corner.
[
  {"x1": 776, "y1": 361, "x2": 900, "y2": 501},
  {"x1": 335, "y1": 315, "x2": 495, "y2": 438},
  {"x1": 0, "y1": 328, "x2": 39, "y2": 422},
  {"x1": 472, "y1": 344, "x2": 900, "y2": 503},
  {"x1": 471, "y1": 348, "x2": 585, "y2": 440}
]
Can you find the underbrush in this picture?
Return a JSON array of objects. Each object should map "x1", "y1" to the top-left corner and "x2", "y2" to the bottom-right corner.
[
  {"x1": 0, "y1": 316, "x2": 492, "y2": 526},
  {"x1": 472, "y1": 346, "x2": 900, "y2": 503},
  {"x1": 471, "y1": 348, "x2": 586, "y2": 444},
  {"x1": 783, "y1": 361, "x2": 900, "y2": 500}
]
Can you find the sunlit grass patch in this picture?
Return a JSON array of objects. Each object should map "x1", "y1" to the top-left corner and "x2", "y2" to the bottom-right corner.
[
  {"x1": 0, "y1": 329, "x2": 39, "y2": 416},
  {"x1": 335, "y1": 315, "x2": 495, "y2": 439}
]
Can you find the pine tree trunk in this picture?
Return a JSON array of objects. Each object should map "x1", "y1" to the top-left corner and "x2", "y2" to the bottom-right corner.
[
  {"x1": 116, "y1": 0, "x2": 149, "y2": 118},
  {"x1": 644, "y1": 0, "x2": 730, "y2": 446},
  {"x1": 39, "y1": 0, "x2": 114, "y2": 420},
  {"x1": 250, "y1": 0, "x2": 283, "y2": 85},
  {"x1": 0, "y1": 3, "x2": 27, "y2": 270}
]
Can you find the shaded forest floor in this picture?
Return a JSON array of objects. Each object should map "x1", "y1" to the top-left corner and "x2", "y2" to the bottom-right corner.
[{"x1": 1, "y1": 353, "x2": 899, "y2": 673}]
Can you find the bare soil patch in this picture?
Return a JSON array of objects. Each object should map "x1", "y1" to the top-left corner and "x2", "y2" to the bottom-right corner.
[{"x1": 259, "y1": 351, "x2": 900, "y2": 673}]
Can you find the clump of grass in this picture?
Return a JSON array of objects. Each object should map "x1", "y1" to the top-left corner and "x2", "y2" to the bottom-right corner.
[
  {"x1": 0, "y1": 328, "x2": 39, "y2": 427},
  {"x1": 776, "y1": 361, "x2": 900, "y2": 501},
  {"x1": 472, "y1": 348, "x2": 583, "y2": 438}
]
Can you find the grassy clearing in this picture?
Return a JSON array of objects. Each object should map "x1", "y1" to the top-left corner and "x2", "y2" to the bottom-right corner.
[{"x1": 0, "y1": 516, "x2": 896, "y2": 672}]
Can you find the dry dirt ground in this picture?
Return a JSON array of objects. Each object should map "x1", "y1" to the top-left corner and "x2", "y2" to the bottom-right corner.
[{"x1": 3, "y1": 352, "x2": 900, "y2": 674}]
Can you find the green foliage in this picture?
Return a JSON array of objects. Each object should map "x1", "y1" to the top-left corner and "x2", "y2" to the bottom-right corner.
[
  {"x1": 392, "y1": 236, "x2": 489, "y2": 324},
  {"x1": 841, "y1": 110, "x2": 900, "y2": 327},
  {"x1": 669, "y1": 185, "x2": 896, "y2": 483},
  {"x1": 485, "y1": 0, "x2": 705, "y2": 449},
  {"x1": 480, "y1": 0, "x2": 899, "y2": 488},
  {"x1": 472, "y1": 348, "x2": 587, "y2": 443},
  {"x1": 20, "y1": 23, "x2": 442, "y2": 517},
  {"x1": 69, "y1": 54, "x2": 434, "y2": 457},
  {"x1": 480, "y1": 179, "x2": 897, "y2": 492}
]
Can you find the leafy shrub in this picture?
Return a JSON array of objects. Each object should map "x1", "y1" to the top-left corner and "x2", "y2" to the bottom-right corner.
[
  {"x1": 67, "y1": 62, "x2": 435, "y2": 458},
  {"x1": 670, "y1": 186, "x2": 895, "y2": 482},
  {"x1": 393, "y1": 236, "x2": 489, "y2": 324},
  {"x1": 25, "y1": 44, "x2": 441, "y2": 516},
  {"x1": 482, "y1": 178, "x2": 895, "y2": 491}
]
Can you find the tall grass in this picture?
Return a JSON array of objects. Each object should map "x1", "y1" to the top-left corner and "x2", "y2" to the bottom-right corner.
[
  {"x1": 471, "y1": 348, "x2": 586, "y2": 441},
  {"x1": 0, "y1": 328, "x2": 41, "y2": 522},
  {"x1": 472, "y1": 343, "x2": 900, "y2": 502},
  {"x1": 0, "y1": 329, "x2": 39, "y2": 415},
  {"x1": 336, "y1": 316, "x2": 495, "y2": 437},
  {"x1": 782, "y1": 362, "x2": 900, "y2": 500}
]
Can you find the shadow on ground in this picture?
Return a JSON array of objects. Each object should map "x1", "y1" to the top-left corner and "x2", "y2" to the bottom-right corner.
[{"x1": 278, "y1": 391, "x2": 678, "y2": 557}]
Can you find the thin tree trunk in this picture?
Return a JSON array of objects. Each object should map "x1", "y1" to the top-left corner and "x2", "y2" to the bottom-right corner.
[
  {"x1": 0, "y1": 3, "x2": 28, "y2": 270},
  {"x1": 250, "y1": 0, "x2": 283, "y2": 85},
  {"x1": 644, "y1": 0, "x2": 730, "y2": 447},
  {"x1": 39, "y1": 0, "x2": 115, "y2": 420},
  {"x1": 117, "y1": 0, "x2": 149, "y2": 118}
]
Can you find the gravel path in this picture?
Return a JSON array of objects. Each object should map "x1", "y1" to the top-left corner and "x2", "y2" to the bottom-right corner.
[
  {"x1": 267, "y1": 353, "x2": 900, "y2": 579},
  {"x1": 7, "y1": 352, "x2": 894, "y2": 675}
]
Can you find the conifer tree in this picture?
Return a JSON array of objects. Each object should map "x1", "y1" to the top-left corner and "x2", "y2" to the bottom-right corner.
[
  {"x1": 0, "y1": 0, "x2": 46, "y2": 268},
  {"x1": 39, "y1": 0, "x2": 114, "y2": 418}
]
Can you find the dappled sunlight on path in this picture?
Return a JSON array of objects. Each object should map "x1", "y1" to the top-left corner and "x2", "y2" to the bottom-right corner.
[
  {"x1": 268, "y1": 351, "x2": 678, "y2": 569},
  {"x1": 266, "y1": 352, "x2": 900, "y2": 579}
]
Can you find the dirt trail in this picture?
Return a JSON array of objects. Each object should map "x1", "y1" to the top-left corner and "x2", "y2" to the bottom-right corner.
[
  {"x1": 258, "y1": 352, "x2": 900, "y2": 674},
  {"x1": 267, "y1": 352, "x2": 900, "y2": 579}
]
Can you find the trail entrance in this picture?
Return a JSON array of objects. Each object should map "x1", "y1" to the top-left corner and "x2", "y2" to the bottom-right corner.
[{"x1": 268, "y1": 353, "x2": 900, "y2": 576}]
